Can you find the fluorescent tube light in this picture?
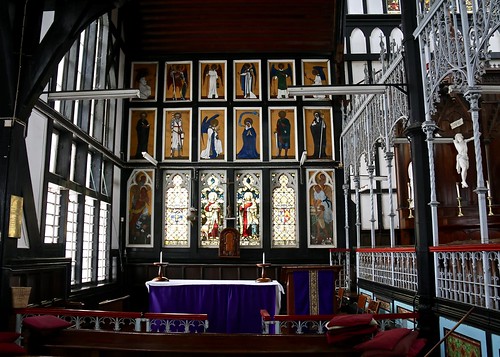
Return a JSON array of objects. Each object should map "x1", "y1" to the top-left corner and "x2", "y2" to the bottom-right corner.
[
  {"x1": 299, "y1": 151, "x2": 307, "y2": 166},
  {"x1": 142, "y1": 152, "x2": 158, "y2": 166},
  {"x1": 47, "y1": 89, "x2": 141, "y2": 100},
  {"x1": 477, "y1": 86, "x2": 500, "y2": 94},
  {"x1": 287, "y1": 85, "x2": 387, "y2": 96}
]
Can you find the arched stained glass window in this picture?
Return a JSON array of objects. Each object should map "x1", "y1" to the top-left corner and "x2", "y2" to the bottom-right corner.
[
  {"x1": 271, "y1": 171, "x2": 298, "y2": 248},
  {"x1": 235, "y1": 171, "x2": 261, "y2": 247},
  {"x1": 199, "y1": 171, "x2": 226, "y2": 247},
  {"x1": 164, "y1": 171, "x2": 191, "y2": 247}
]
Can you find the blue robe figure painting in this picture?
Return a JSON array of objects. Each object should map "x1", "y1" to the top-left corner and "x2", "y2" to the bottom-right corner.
[
  {"x1": 236, "y1": 113, "x2": 259, "y2": 159},
  {"x1": 239, "y1": 63, "x2": 257, "y2": 99}
]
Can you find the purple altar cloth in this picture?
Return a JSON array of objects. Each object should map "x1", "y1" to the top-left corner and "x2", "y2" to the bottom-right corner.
[
  {"x1": 146, "y1": 280, "x2": 283, "y2": 333},
  {"x1": 292, "y1": 270, "x2": 336, "y2": 315}
]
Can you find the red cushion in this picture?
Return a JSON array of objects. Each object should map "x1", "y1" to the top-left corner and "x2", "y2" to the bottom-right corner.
[
  {"x1": 326, "y1": 313, "x2": 375, "y2": 329},
  {"x1": 359, "y1": 330, "x2": 419, "y2": 357},
  {"x1": 0, "y1": 342, "x2": 27, "y2": 355},
  {"x1": 354, "y1": 328, "x2": 413, "y2": 351},
  {"x1": 408, "y1": 337, "x2": 427, "y2": 357},
  {"x1": 326, "y1": 325, "x2": 378, "y2": 344},
  {"x1": 0, "y1": 332, "x2": 20, "y2": 343},
  {"x1": 23, "y1": 315, "x2": 72, "y2": 332}
]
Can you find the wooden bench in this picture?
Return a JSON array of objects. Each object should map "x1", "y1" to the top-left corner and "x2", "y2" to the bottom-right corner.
[{"x1": 38, "y1": 329, "x2": 361, "y2": 356}]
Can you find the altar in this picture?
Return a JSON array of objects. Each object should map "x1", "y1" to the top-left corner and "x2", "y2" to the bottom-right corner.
[{"x1": 146, "y1": 279, "x2": 284, "y2": 333}]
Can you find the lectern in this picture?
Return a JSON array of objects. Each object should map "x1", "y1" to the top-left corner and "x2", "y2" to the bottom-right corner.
[{"x1": 281, "y1": 265, "x2": 343, "y2": 315}]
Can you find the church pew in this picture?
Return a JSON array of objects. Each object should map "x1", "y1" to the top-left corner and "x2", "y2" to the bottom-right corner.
[{"x1": 38, "y1": 329, "x2": 361, "y2": 356}]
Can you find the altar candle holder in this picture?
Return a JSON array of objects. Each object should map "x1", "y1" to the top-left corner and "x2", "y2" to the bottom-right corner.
[
  {"x1": 407, "y1": 198, "x2": 414, "y2": 218},
  {"x1": 153, "y1": 262, "x2": 169, "y2": 281},
  {"x1": 457, "y1": 197, "x2": 464, "y2": 217},
  {"x1": 256, "y1": 263, "x2": 271, "y2": 283}
]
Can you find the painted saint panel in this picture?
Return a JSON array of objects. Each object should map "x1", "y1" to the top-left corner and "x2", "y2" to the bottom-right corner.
[
  {"x1": 234, "y1": 60, "x2": 261, "y2": 101},
  {"x1": 303, "y1": 106, "x2": 334, "y2": 161},
  {"x1": 199, "y1": 60, "x2": 227, "y2": 101},
  {"x1": 127, "y1": 169, "x2": 154, "y2": 247},
  {"x1": 269, "y1": 107, "x2": 297, "y2": 161},
  {"x1": 163, "y1": 108, "x2": 191, "y2": 161},
  {"x1": 164, "y1": 61, "x2": 192, "y2": 102},
  {"x1": 268, "y1": 59, "x2": 295, "y2": 101},
  {"x1": 199, "y1": 108, "x2": 226, "y2": 161},
  {"x1": 307, "y1": 169, "x2": 336, "y2": 247},
  {"x1": 234, "y1": 108, "x2": 262, "y2": 161},
  {"x1": 128, "y1": 108, "x2": 157, "y2": 161},
  {"x1": 301, "y1": 59, "x2": 331, "y2": 101},
  {"x1": 130, "y1": 62, "x2": 158, "y2": 101}
]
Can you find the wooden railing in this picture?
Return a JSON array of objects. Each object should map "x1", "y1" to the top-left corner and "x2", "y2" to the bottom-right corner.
[
  {"x1": 260, "y1": 309, "x2": 420, "y2": 335},
  {"x1": 15, "y1": 307, "x2": 208, "y2": 334}
]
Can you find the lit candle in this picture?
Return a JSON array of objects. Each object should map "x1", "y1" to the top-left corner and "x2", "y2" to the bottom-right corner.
[
  {"x1": 329, "y1": 249, "x2": 333, "y2": 266},
  {"x1": 456, "y1": 183, "x2": 461, "y2": 198},
  {"x1": 487, "y1": 180, "x2": 491, "y2": 197},
  {"x1": 407, "y1": 182, "x2": 411, "y2": 199},
  {"x1": 262, "y1": 252, "x2": 266, "y2": 265},
  {"x1": 160, "y1": 251, "x2": 162, "y2": 264}
]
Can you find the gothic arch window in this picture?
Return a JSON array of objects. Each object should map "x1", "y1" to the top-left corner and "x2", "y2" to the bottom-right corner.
[
  {"x1": 235, "y1": 171, "x2": 262, "y2": 247},
  {"x1": 164, "y1": 171, "x2": 191, "y2": 247},
  {"x1": 390, "y1": 28, "x2": 404, "y2": 48},
  {"x1": 370, "y1": 28, "x2": 386, "y2": 54},
  {"x1": 199, "y1": 171, "x2": 226, "y2": 248},
  {"x1": 271, "y1": 170, "x2": 298, "y2": 248},
  {"x1": 350, "y1": 28, "x2": 367, "y2": 54}
]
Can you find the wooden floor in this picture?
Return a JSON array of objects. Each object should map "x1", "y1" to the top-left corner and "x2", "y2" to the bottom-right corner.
[{"x1": 33, "y1": 329, "x2": 361, "y2": 356}]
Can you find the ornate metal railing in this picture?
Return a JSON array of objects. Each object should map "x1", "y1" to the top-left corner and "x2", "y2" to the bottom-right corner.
[
  {"x1": 330, "y1": 248, "x2": 350, "y2": 289},
  {"x1": 355, "y1": 245, "x2": 500, "y2": 311},
  {"x1": 357, "y1": 247, "x2": 418, "y2": 292},
  {"x1": 430, "y1": 244, "x2": 500, "y2": 310},
  {"x1": 15, "y1": 308, "x2": 208, "y2": 334},
  {"x1": 260, "y1": 309, "x2": 420, "y2": 335}
]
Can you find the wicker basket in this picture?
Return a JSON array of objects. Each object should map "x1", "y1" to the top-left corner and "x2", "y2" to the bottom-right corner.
[{"x1": 11, "y1": 287, "x2": 31, "y2": 308}]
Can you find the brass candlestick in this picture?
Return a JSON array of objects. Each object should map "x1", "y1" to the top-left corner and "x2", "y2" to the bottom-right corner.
[
  {"x1": 457, "y1": 197, "x2": 464, "y2": 217},
  {"x1": 153, "y1": 262, "x2": 169, "y2": 281},
  {"x1": 407, "y1": 198, "x2": 414, "y2": 218},
  {"x1": 256, "y1": 263, "x2": 271, "y2": 283},
  {"x1": 487, "y1": 196, "x2": 494, "y2": 216}
]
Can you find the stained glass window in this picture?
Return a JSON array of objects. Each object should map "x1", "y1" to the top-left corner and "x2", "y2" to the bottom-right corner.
[
  {"x1": 200, "y1": 171, "x2": 226, "y2": 247},
  {"x1": 235, "y1": 171, "x2": 262, "y2": 247},
  {"x1": 164, "y1": 171, "x2": 191, "y2": 247},
  {"x1": 387, "y1": 0, "x2": 400, "y2": 13},
  {"x1": 271, "y1": 171, "x2": 298, "y2": 248}
]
